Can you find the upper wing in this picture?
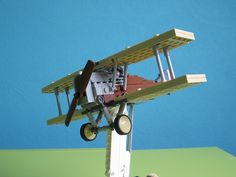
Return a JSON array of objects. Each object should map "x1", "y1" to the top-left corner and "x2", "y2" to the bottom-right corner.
[
  {"x1": 42, "y1": 70, "x2": 82, "y2": 93},
  {"x1": 42, "y1": 28, "x2": 194, "y2": 94},
  {"x1": 95, "y1": 28, "x2": 194, "y2": 70},
  {"x1": 114, "y1": 74, "x2": 207, "y2": 104}
]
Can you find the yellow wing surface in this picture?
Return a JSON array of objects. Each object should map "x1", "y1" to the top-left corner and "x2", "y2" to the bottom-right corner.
[
  {"x1": 47, "y1": 109, "x2": 99, "y2": 125},
  {"x1": 42, "y1": 28, "x2": 194, "y2": 94},
  {"x1": 47, "y1": 74, "x2": 206, "y2": 126},
  {"x1": 96, "y1": 29, "x2": 194, "y2": 70}
]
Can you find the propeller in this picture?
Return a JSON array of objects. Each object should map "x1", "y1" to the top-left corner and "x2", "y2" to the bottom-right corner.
[{"x1": 65, "y1": 60, "x2": 95, "y2": 127}]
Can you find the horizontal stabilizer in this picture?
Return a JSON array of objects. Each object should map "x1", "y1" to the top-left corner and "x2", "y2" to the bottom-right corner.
[{"x1": 115, "y1": 74, "x2": 207, "y2": 104}]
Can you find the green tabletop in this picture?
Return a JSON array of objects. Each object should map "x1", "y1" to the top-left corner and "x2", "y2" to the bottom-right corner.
[{"x1": 0, "y1": 147, "x2": 235, "y2": 177}]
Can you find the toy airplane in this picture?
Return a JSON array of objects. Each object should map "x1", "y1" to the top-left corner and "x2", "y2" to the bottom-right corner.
[{"x1": 42, "y1": 29, "x2": 207, "y2": 141}]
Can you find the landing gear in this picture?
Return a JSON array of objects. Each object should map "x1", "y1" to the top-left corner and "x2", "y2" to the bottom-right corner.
[
  {"x1": 80, "y1": 123, "x2": 97, "y2": 141},
  {"x1": 80, "y1": 113, "x2": 132, "y2": 141},
  {"x1": 114, "y1": 114, "x2": 132, "y2": 135}
]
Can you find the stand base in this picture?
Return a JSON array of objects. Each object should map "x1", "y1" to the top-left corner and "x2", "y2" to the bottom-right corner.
[{"x1": 0, "y1": 147, "x2": 235, "y2": 177}]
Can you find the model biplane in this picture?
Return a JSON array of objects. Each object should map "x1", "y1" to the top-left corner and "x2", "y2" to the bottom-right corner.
[{"x1": 42, "y1": 29, "x2": 207, "y2": 141}]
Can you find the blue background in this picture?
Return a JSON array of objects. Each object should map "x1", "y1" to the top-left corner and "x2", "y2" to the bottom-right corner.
[{"x1": 0, "y1": 0, "x2": 236, "y2": 155}]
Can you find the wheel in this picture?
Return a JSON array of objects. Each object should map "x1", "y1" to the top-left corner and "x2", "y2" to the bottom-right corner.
[
  {"x1": 114, "y1": 114, "x2": 132, "y2": 135},
  {"x1": 80, "y1": 123, "x2": 97, "y2": 141}
]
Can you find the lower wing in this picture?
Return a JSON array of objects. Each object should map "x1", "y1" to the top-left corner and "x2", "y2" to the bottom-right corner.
[
  {"x1": 47, "y1": 74, "x2": 206, "y2": 126},
  {"x1": 47, "y1": 109, "x2": 88, "y2": 126}
]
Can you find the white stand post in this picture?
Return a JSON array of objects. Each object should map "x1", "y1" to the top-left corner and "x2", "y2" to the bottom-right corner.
[{"x1": 105, "y1": 104, "x2": 132, "y2": 177}]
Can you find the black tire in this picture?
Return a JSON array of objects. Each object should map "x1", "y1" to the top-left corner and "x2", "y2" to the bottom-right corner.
[
  {"x1": 80, "y1": 123, "x2": 97, "y2": 141},
  {"x1": 114, "y1": 114, "x2": 132, "y2": 135}
]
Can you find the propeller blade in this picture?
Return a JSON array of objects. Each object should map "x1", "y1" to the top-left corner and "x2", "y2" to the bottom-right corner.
[
  {"x1": 76, "y1": 60, "x2": 95, "y2": 94},
  {"x1": 65, "y1": 95, "x2": 79, "y2": 126},
  {"x1": 65, "y1": 60, "x2": 95, "y2": 127}
]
